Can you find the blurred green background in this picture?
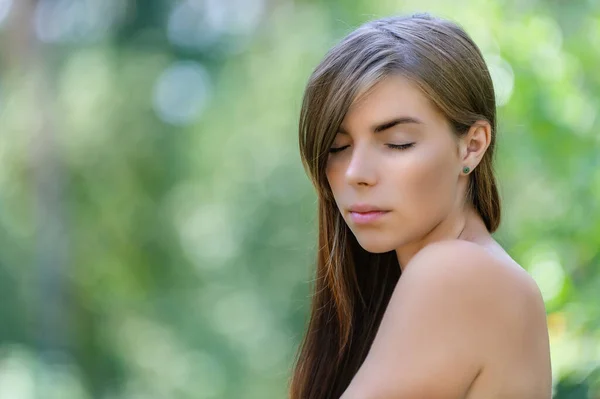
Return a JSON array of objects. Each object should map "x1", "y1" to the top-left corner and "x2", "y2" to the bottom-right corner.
[{"x1": 0, "y1": 0, "x2": 598, "y2": 398}]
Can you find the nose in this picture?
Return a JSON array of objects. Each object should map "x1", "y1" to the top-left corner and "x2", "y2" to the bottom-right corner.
[{"x1": 345, "y1": 144, "x2": 378, "y2": 187}]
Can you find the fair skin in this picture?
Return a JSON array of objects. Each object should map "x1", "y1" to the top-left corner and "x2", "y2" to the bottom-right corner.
[{"x1": 326, "y1": 74, "x2": 552, "y2": 398}]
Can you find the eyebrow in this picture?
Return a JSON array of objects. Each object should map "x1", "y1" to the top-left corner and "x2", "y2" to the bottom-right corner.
[{"x1": 338, "y1": 116, "x2": 423, "y2": 135}]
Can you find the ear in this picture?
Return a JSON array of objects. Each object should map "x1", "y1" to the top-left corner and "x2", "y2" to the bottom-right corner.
[{"x1": 458, "y1": 121, "x2": 491, "y2": 172}]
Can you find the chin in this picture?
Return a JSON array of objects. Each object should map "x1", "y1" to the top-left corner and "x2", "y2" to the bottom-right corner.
[{"x1": 353, "y1": 235, "x2": 396, "y2": 254}]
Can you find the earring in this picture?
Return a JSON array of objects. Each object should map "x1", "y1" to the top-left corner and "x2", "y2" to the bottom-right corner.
[{"x1": 462, "y1": 166, "x2": 470, "y2": 174}]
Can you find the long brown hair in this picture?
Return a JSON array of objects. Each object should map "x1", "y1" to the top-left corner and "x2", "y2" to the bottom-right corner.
[{"x1": 289, "y1": 13, "x2": 501, "y2": 399}]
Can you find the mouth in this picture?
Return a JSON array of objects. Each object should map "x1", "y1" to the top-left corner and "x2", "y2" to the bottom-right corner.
[
  {"x1": 349, "y1": 210, "x2": 389, "y2": 224},
  {"x1": 348, "y1": 204, "x2": 389, "y2": 213}
]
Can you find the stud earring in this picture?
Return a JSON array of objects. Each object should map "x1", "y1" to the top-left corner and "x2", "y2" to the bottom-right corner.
[{"x1": 462, "y1": 166, "x2": 470, "y2": 174}]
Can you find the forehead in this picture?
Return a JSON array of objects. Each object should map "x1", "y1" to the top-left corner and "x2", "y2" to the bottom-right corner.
[{"x1": 342, "y1": 74, "x2": 443, "y2": 129}]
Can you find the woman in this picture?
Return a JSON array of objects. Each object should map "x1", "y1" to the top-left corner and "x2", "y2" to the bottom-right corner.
[{"x1": 289, "y1": 13, "x2": 552, "y2": 399}]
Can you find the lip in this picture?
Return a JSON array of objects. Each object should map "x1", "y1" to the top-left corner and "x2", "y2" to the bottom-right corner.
[
  {"x1": 349, "y1": 210, "x2": 389, "y2": 224},
  {"x1": 348, "y1": 203, "x2": 388, "y2": 213}
]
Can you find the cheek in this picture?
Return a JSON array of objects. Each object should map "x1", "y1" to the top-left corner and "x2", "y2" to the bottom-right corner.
[
  {"x1": 325, "y1": 162, "x2": 343, "y2": 196},
  {"x1": 325, "y1": 164, "x2": 335, "y2": 190},
  {"x1": 325, "y1": 154, "x2": 348, "y2": 182},
  {"x1": 399, "y1": 146, "x2": 457, "y2": 205}
]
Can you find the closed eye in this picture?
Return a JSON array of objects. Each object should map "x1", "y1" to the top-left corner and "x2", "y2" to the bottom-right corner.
[
  {"x1": 328, "y1": 143, "x2": 415, "y2": 154},
  {"x1": 387, "y1": 143, "x2": 415, "y2": 151},
  {"x1": 328, "y1": 145, "x2": 349, "y2": 154}
]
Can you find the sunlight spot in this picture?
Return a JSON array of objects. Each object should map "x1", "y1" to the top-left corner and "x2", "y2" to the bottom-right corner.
[
  {"x1": 244, "y1": 329, "x2": 291, "y2": 373},
  {"x1": 525, "y1": 244, "x2": 565, "y2": 303},
  {"x1": 176, "y1": 202, "x2": 239, "y2": 270},
  {"x1": 0, "y1": 345, "x2": 35, "y2": 399},
  {"x1": 0, "y1": 0, "x2": 13, "y2": 26},
  {"x1": 167, "y1": 0, "x2": 265, "y2": 52},
  {"x1": 559, "y1": 92, "x2": 597, "y2": 135},
  {"x1": 34, "y1": 0, "x2": 124, "y2": 43},
  {"x1": 485, "y1": 54, "x2": 515, "y2": 107},
  {"x1": 152, "y1": 61, "x2": 211, "y2": 126},
  {"x1": 210, "y1": 290, "x2": 271, "y2": 349}
]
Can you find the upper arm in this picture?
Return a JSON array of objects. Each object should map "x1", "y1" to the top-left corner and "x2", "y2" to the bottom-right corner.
[{"x1": 340, "y1": 240, "x2": 512, "y2": 399}]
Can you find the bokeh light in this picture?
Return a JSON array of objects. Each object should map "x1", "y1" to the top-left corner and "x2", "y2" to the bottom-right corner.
[{"x1": 152, "y1": 61, "x2": 212, "y2": 126}]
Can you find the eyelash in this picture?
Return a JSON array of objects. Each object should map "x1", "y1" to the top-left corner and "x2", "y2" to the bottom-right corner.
[{"x1": 328, "y1": 143, "x2": 415, "y2": 154}]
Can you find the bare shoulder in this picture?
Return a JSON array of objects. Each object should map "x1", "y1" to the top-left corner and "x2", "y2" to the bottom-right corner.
[
  {"x1": 402, "y1": 239, "x2": 544, "y2": 306},
  {"x1": 400, "y1": 239, "x2": 550, "y2": 367},
  {"x1": 405, "y1": 239, "x2": 521, "y2": 277},
  {"x1": 341, "y1": 239, "x2": 547, "y2": 399},
  {"x1": 399, "y1": 239, "x2": 548, "y2": 334}
]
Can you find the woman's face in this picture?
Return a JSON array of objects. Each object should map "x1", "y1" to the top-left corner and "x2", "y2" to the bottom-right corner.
[{"x1": 326, "y1": 74, "x2": 466, "y2": 255}]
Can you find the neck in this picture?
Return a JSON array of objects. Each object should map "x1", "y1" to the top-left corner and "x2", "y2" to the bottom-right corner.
[{"x1": 396, "y1": 203, "x2": 488, "y2": 272}]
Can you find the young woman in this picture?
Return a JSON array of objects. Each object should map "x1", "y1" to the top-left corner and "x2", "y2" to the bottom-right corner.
[{"x1": 289, "y1": 13, "x2": 552, "y2": 399}]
